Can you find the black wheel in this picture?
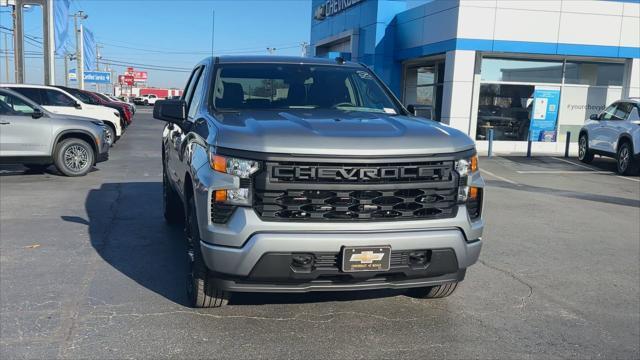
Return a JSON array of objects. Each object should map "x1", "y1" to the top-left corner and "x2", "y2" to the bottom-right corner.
[
  {"x1": 406, "y1": 282, "x2": 458, "y2": 299},
  {"x1": 616, "y1": 142, "x2": 639, "y2": 175},
  {"x1": 163, "y1": 165, "x2": 184, "y2": 224},
  {"x1": 23, "y1": 164, "x2": 49, "y2": 172},
  {"x1": 53, "y1": 138, "x2": 94, "y2": 177},
  {"x1": 104, "y1": 125, "x2": 115, "y2": 147},
  {"x1": 144, "y1": 100, "x2": 149, "y2": 106},
  {"x1": 578, "y1": 133, "x2": 594, "y2": 163},
  {"x1": 186, "y1": 197, "x2": 229, "y2": 308}
]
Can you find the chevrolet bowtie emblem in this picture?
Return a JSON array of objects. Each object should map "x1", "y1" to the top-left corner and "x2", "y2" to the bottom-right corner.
[{"x1": 350, "y1": 251, "x2": 384, "y2": 264}]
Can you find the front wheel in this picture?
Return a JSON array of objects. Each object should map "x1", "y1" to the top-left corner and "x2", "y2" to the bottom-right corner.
[
  {"x1": 405, "y1": 282, "x2": 458, "y2": 299},
  {"x1": 186, "y1": 197, "x2": 230, "y2": 308},
  {"x1": 578, "y1": 134, "x2": 594, "y2": 163},
  {"x1": 104, "y1": 125, "x2": 115, "y2": 147},
  {"x1": 54, "y1": 138, "x2": 95, "y2": 177},
  {"x1": 617, "y1": 142, "x2": 639, "y2": 175}
]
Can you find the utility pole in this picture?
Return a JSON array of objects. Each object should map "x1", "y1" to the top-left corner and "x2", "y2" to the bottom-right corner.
[
  {"x1": 72, "y1": 11, "x2": 88, "y2": 89},
  {"x1": 63, "y1": 53, "x2": 70, "y2": 87},
  {"x1": 211, "y1": 9, "x2": 215, "y2": 57},
  {"x1": 300, "y1": 42, "x2": 308, "y2": 57},
  {"x1": 95, "y1": 43, "x2": 102, "y2": 92},
  {"x1": 3, "y1": 33, "x2": 9, "y2": 82}
]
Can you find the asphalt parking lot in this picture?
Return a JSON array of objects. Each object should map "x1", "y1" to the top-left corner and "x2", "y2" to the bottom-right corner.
[{"x1": 1, "y1": 109, "x2": 639, "y2": 359}]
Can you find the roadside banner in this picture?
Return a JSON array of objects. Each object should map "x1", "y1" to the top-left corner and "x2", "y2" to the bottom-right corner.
[
  {"x1": 83, "y1": 27, "x2": 96, "y2": 71},
  {"x1": 53, "y1": 0, "x2": 71, "y2": 55},
  {"x1": 530, "y1": 87, "x2": 560, "y2": 142}
]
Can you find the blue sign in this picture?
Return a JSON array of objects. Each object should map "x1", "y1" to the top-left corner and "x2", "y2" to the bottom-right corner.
[
  {"x1": 68, "y1": 69, "x2": 112, "y2": 84},
  {"x1": 530, "y1": 88, "x2": 560, "y2": 142}
]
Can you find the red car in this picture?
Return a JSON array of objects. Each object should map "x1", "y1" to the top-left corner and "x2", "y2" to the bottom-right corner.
[{"x1": 56, "y1": 86, "x2": 133, "y2": 126}]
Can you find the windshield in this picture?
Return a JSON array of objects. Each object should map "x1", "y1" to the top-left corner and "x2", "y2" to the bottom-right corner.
[{"x1": 212, "y1": 64, "x2": 400, "y2": 114}]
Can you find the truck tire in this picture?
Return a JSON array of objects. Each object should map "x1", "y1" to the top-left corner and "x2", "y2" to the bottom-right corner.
[
  {"x1": 578, "y1": 133, "x2": 594, "y2": 163},
  {"x1": 186, "y1": 197, "x2": 229, "y2": 308},
  {"x1": 163, "y1": 167, "x2": 183, "y2": 224},
  {"x1": 616, "y1": 141, "x2": 639, "y2": 175},
  {"x1": 406, "y1": 282, "x2": 458, "y2": 299},
  {"x1": 53, "y1": 138, "x2": 94, "y2": 177}
]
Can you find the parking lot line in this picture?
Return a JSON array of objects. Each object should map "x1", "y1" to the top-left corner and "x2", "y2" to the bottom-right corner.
[
  {"x1": 551, "y1": 157, "x2": 640, "y2": 183},
  {"x1": 480, "y1": 169, "x2": 519, "y2": 185}
]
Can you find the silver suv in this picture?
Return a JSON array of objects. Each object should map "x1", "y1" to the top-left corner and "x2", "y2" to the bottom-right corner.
[
  {"x1": 579, "y1": 98, "x2": 640, "y2": 175},
  {"x1": 0, "y1": 88, "x2": 109, "y2": 176},
  {"x1": 155, "y1": 56, "x2": 484, "y2": 308}
]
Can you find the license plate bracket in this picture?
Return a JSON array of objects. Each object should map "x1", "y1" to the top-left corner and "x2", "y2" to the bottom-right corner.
[{"x1": 341, "y1": 246, "x2": 391, "y2": 272}]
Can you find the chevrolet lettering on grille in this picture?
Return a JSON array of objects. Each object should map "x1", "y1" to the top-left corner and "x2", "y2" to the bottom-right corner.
[{"x1": 272, "y1": 165, "x2": 445, "y2": 182}]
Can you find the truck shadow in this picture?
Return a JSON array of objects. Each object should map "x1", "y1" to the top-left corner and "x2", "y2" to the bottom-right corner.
[{"x1": 77, "y1": 182, "x2": 400, "y2": 307}]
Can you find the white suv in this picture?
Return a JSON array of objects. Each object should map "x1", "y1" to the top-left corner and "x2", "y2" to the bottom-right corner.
[
  {"x1": 1, "y1": 84, "x2": 123, "y2": 146},
  {"x1": 134, "y1": 94, "x2": 159, "y2": 106},
  {"x1": 579, "y1": 98, "x2": 640, "y2": 175}
]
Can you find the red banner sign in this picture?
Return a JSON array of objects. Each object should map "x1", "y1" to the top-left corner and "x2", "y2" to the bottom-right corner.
[
  {"x1": 133, "y1": 71, "x2": 148, "y2": 82},
  {"x1": 118, "y1": 75, "x2": 134, "y2": 86}
]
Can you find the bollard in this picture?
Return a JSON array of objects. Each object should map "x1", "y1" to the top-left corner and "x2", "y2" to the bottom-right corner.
[
  {"x1": 488, "y1": 129, "x2": 494, "y2": 158},
  {"x1": 526, "y1": 131, "x2": 532, "y2": 158},
  {"x1": 564, "y1": 131, "x2": 571, "y2": 158}
]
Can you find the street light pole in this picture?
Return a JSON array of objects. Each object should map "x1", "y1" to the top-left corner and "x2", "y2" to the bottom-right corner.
[{"x1": 71, "y1": 11, "x2": 88, "y2": 89}]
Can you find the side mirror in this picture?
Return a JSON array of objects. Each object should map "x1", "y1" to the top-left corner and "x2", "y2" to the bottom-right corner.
[
  {"x1": 31, "y1": 108, "x2": 44, "y2": 119},
  {"x1": 589, "y1": 113, "x2": 600, "y2": 120},
  {"x1": 74, "y1": 102, "x2": 82, "y2": 109},
  {"x1": 407, "y1": 104, "x2": 434, "y2": 120},
  {"x1": 153, "y1": 99, "x2": 186, "y2": 124}
]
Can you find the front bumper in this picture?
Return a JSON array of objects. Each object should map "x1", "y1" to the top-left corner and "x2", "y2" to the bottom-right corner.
[{"x1": 200, "y1": 229, "x2": 481, "y2": 292}]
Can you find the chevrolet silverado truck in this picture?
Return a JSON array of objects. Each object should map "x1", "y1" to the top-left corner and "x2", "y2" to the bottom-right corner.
[{"x1": 154, "y1": 56, "x2": 484, "y2": 308}]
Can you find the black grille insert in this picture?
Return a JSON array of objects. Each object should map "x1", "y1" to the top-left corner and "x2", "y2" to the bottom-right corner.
[{"x1": 255, "y1": 188, "x2": 458, "y2": 221}]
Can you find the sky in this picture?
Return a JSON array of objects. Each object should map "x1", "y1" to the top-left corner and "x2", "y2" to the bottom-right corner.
[{"x1": 1, "y1": 0, "x2": 313, "y2": 88}]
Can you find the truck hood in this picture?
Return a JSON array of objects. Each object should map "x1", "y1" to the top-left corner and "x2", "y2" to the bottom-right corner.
[{"x1": 213, "y1": 109, "x2": 476, "y2": 156}]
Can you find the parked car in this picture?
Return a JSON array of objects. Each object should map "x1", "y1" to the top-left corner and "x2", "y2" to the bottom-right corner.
[
  {"x1": 105, "y1": 94, "x2": 136, "y2": 115},
  {"x1": 55, "y1": 86, "x2": 132, "y2": 127},
  {"x1": 155, "y1": 56, "x2": 484, "y2": 307},
  {"x1": 133, "y1": 94, "x2": 160, "y2": 106},
  {"x1": 1, "y1": 84, "x2": 122, "y2": 147},
  {"x1": 0, "y1": 88, "x2": 109, "y2": 176},
  {"x1": 579, "y1": 98, "x2": 640, "y2": 175}
]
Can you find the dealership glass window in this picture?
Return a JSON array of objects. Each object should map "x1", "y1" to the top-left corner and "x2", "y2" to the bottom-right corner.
[
  {"x1": 481, "y1": 58, "x2": 563, "y2": 83},
  {"x1": 476, "y1": 84, "x2": 535, "y2": 141},
  {"x1": 564, "y1": 62, "x2": 624, "y2": 86},
  {"x1": 403, "y1": 62, "x2": 444, "y2": 121}
]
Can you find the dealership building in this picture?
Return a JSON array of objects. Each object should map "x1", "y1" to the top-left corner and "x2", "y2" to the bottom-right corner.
[{"x1": 310, "y1": 0, "x2": 640, "y2": 153}]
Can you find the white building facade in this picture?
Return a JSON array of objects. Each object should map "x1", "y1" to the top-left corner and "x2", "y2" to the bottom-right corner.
[{"x1": 310, "y1": 0, "x2": 640, "y2": 154}]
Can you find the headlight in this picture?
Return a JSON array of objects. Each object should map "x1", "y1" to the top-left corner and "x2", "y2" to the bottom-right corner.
[
  {"x1": 455, "y1": 154, "x2": 478, "y2": 202},
  {"x1": 209, "y1": 149, "x2": 260, "y2": 206}
]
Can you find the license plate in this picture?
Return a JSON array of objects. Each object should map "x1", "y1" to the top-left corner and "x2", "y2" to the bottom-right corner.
[{"x1": 342, "y1": 246, "x2": 391, "y2": 272}]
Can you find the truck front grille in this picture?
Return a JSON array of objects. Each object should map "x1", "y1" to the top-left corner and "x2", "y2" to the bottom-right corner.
[
  {"x1": 254, "y1": 187, "x2": 458, "y2": 221},
  {"x1": 242, "y1": 155, "x2": 462, "y2": 222}
]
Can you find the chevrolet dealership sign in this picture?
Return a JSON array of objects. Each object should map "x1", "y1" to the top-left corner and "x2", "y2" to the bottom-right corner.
[{"x1": 314, "y1": 0, "x2": 364, "y2": 20}]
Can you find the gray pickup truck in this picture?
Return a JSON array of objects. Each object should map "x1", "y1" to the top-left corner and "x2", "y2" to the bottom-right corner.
[{"x1": 155, "y1": 56, "x2": 484, "y2": 308}]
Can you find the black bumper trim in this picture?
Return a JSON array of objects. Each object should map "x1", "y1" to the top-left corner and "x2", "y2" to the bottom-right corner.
[{"x1": 211, "y1": 269, "x2": 466, "y2": 293}]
